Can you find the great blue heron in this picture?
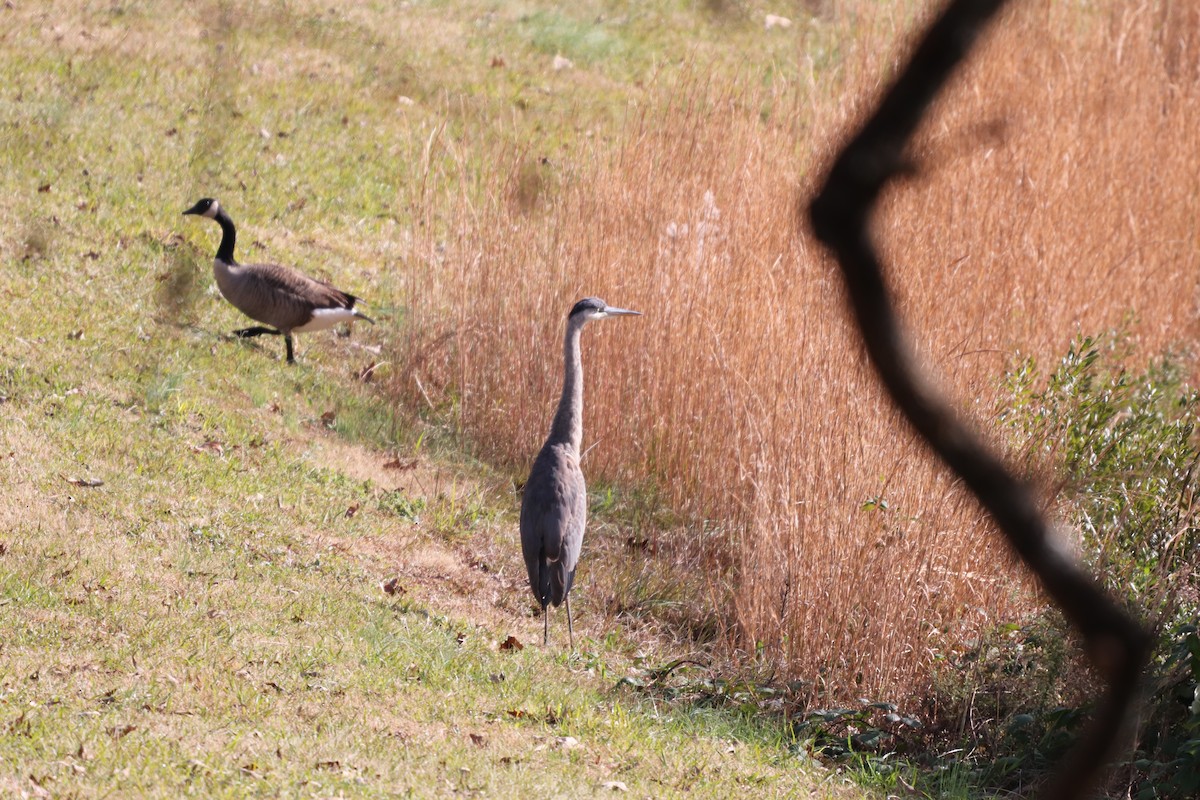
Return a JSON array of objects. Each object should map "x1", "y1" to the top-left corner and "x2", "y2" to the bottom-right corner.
[
  {"x1": 520, "y1": 297, "x2": 641, "y2": 648},
  {"x1": 182, "y1": 198, "x2": 375, "y2": 364}
]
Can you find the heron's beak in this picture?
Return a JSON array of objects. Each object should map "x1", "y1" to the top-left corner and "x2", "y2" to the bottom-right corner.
[{"x1": 604, "y1": 307, "x2": 642, "y2": 317}]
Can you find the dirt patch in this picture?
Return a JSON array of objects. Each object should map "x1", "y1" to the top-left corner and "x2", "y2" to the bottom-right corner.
[
  {"x1": 297, "y1": 434, "x2": 463, "y2": 499},
  {"x1": 296, "y1": 431, "x2": 544, "y2": 641}
]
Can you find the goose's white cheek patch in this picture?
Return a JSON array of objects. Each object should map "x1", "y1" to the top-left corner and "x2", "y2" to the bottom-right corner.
[{"x1": 294, "y1": 307, "x2": 359, "y2": 332}]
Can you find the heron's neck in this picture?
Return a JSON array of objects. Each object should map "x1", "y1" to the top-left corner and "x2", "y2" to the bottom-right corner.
[
  {"x1": 214, "y1": 209, "x2": 237, "y2": 265},
  {"x1": 548, "y1": 317, "x2": 586, "y2": 451}
]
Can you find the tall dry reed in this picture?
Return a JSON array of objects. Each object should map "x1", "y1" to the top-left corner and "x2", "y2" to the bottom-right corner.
[{"x1": 393, "y1": 0, "x2": 1200, "y2": 701}]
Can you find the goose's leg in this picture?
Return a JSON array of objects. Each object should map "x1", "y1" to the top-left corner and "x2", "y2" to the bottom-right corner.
[
  {"x1": 543, "y1": 604, "x2": 549, "y2": 647},
  {"x1": 284, "y1": 334, "x2": 296, "y2": 364},
  {"x1": 233, "y1": 326, "x2": 281, "y2": 338}
]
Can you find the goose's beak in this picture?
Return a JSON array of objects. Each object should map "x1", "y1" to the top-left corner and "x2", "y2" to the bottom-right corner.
[{"x1": 182, "y1": 201, "x2": 205, "y2": 216}]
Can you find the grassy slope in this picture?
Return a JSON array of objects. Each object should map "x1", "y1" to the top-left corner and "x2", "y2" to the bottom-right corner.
[{"x1": 0, "y1": 1, "x2": 862, "y2": 797}]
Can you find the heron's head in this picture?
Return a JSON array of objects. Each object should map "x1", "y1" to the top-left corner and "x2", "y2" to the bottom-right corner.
[
  {"x1": 568, "y1": 297, "x2": 641, "y2": 323},
  {"x1": 182, "y1": 198, "x2": 221, "y2": 219}
]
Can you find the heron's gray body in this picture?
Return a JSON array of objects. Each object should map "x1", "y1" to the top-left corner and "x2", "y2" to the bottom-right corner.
[
  {"x1": 520, "y1": 441, "x2": 585, "y2": 610},
  {"x1": 520, "y1": 297, "x2": 640, "y2": 647},
  {"x1": 183, "y1": 198, "x2": 374, "y2": 363}
]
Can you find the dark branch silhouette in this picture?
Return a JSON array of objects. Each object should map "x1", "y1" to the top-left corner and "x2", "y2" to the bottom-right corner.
[{"x1": 807, "y1": 1, "x2": 1151, "y2": 798}]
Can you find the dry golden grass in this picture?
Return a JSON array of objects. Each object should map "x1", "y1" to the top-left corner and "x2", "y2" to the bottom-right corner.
[{"x1": 389, "y1": 0, "x2": 1200, "y2": 701}]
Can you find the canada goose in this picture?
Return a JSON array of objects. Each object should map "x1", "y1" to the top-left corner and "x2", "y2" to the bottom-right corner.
[{"x1": 182, "y1": 198, "x2": 375, "y2": 364}]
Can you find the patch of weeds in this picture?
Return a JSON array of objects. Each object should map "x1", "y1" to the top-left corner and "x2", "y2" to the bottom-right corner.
[
  {"x1": 885, "y1": 332, "x2": 1200, "y2": 798},
  {"x1": 588, "y1": 479, "x2": 680, "y2": 532},
  {"x1": 142, "y1": 369, "x2": 188, "y2": 416},
  {"x1": 155, "y1": 241, "x2": 206, "y2": 320},
  {"x1": 0, "y1": 365, "x2": 34, "y2": 403},
  {"x1": 1001, "y1": 331, "x2": 1200, "y2": 626},
  {"x1": 517, "y1": 10, "x2": 628, "y2": 64},
  {"x1": 303, "y1": 464, "x2": 357, "y2": 493},
  {"x1": 379, "y1": 490, "x2": 425, "y2": 521},
  {"x1": 616, "y1": 659, "x2": 774, "y2": 718},
  {"x1": 186, "y1": 526, "x2": 227, "y2": 551},
  {"x1": 423, "y1": 493, "x2": 498, "y2": 543},
  {"x1": 595, "y1": 524, "x2": 723, "y2": 644},
  {"x1": 1127, "y1": 624, "x2": 1200, "y2": 799},
  {"x1": 999, "y1": 333, "x2": 1200, "y2": 796},
  {"x1": 790, "y1": 701, "x2": 925, "y2": 760},
  {"x1": 582, "y1": 478, "x2": 722, "y2": 644}
]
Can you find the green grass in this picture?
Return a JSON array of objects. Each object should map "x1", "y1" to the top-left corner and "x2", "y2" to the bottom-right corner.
[
  {"x1": 0, "y1": 1, "x2": 863, "y2": 797},
  {"x1": 0, "y1": 365, "x2": 848, "y2": 796}
]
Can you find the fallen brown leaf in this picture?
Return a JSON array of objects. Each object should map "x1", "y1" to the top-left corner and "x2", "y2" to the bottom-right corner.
[
  {"x1": 383, "y1": 457, "x2": 417, "y2": 471},
  {"x1": 345, "y1": 503, "x2": 359, "y2": 519},
  {"x1": 381, "y1": 577, "x2": 405, "y2": 596},
  {"x1": 468, "y1": 733, "x2": 486, "y2": 747},
  {"x1": 106, "y1": 724, "x2": 136, "y2": 739},
  {"x1": 499, "y1": 635, "x2": 523, "y2": 652}
]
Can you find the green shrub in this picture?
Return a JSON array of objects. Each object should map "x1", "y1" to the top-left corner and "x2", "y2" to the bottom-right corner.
[
  {"x1": 993, "y1": 333, "x2": 1200, "y2": 797},
  {"x1": 1001, "y1": 333, "x2": 1200, "y2": 628}
]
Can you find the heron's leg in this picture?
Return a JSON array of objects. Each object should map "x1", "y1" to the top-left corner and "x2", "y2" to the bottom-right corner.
[
  {"x1": 565, "y1": 595, "x2": 574, "y2": 651},
  {"x1": 232, "y1": 326, "x2": 280, "y2": 338},
  {"x1": 284, "y1": 334, "x2": 296, "y2": 364},
  {"x1": 543, "y1": 605, "x2": 549, "y2": 647}
]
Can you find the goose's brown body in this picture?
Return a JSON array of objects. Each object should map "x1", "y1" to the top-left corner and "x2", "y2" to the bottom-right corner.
[
  {"x1": 211, "y1": 256, "x2": 362, "y2": 334},
  {"x1": 184, "y1": 198, "x2": 373, "y2": 363}
]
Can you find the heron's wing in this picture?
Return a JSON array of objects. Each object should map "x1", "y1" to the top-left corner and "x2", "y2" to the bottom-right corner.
[
  {"x1": 519, "y1": 474, "x2": 552, "y2": 605},
  {"x1": 519, "y1": 445, "x2": 586, "y2": 607},
  {"x1": 559, "y1": 469, "x2": 587, "y2": 572}
]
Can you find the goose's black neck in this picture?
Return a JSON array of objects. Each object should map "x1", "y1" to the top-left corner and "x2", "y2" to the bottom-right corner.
[{"x1": 214, "y1": 209, "x2": 238, "y2": 265}]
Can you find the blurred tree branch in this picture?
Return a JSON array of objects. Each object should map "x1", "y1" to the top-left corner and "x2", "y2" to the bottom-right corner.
[{"x1": 807, "y1": 1, "x2": 1151, "y2": 797}]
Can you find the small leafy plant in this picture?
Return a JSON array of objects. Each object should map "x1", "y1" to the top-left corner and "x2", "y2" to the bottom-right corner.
[
  {"x1": 1000, "y1": 333, "x2": 1200, "y2": 626},
  {"x1": 980, "y1": 332, "x2": 1200, "y2": 796}
]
